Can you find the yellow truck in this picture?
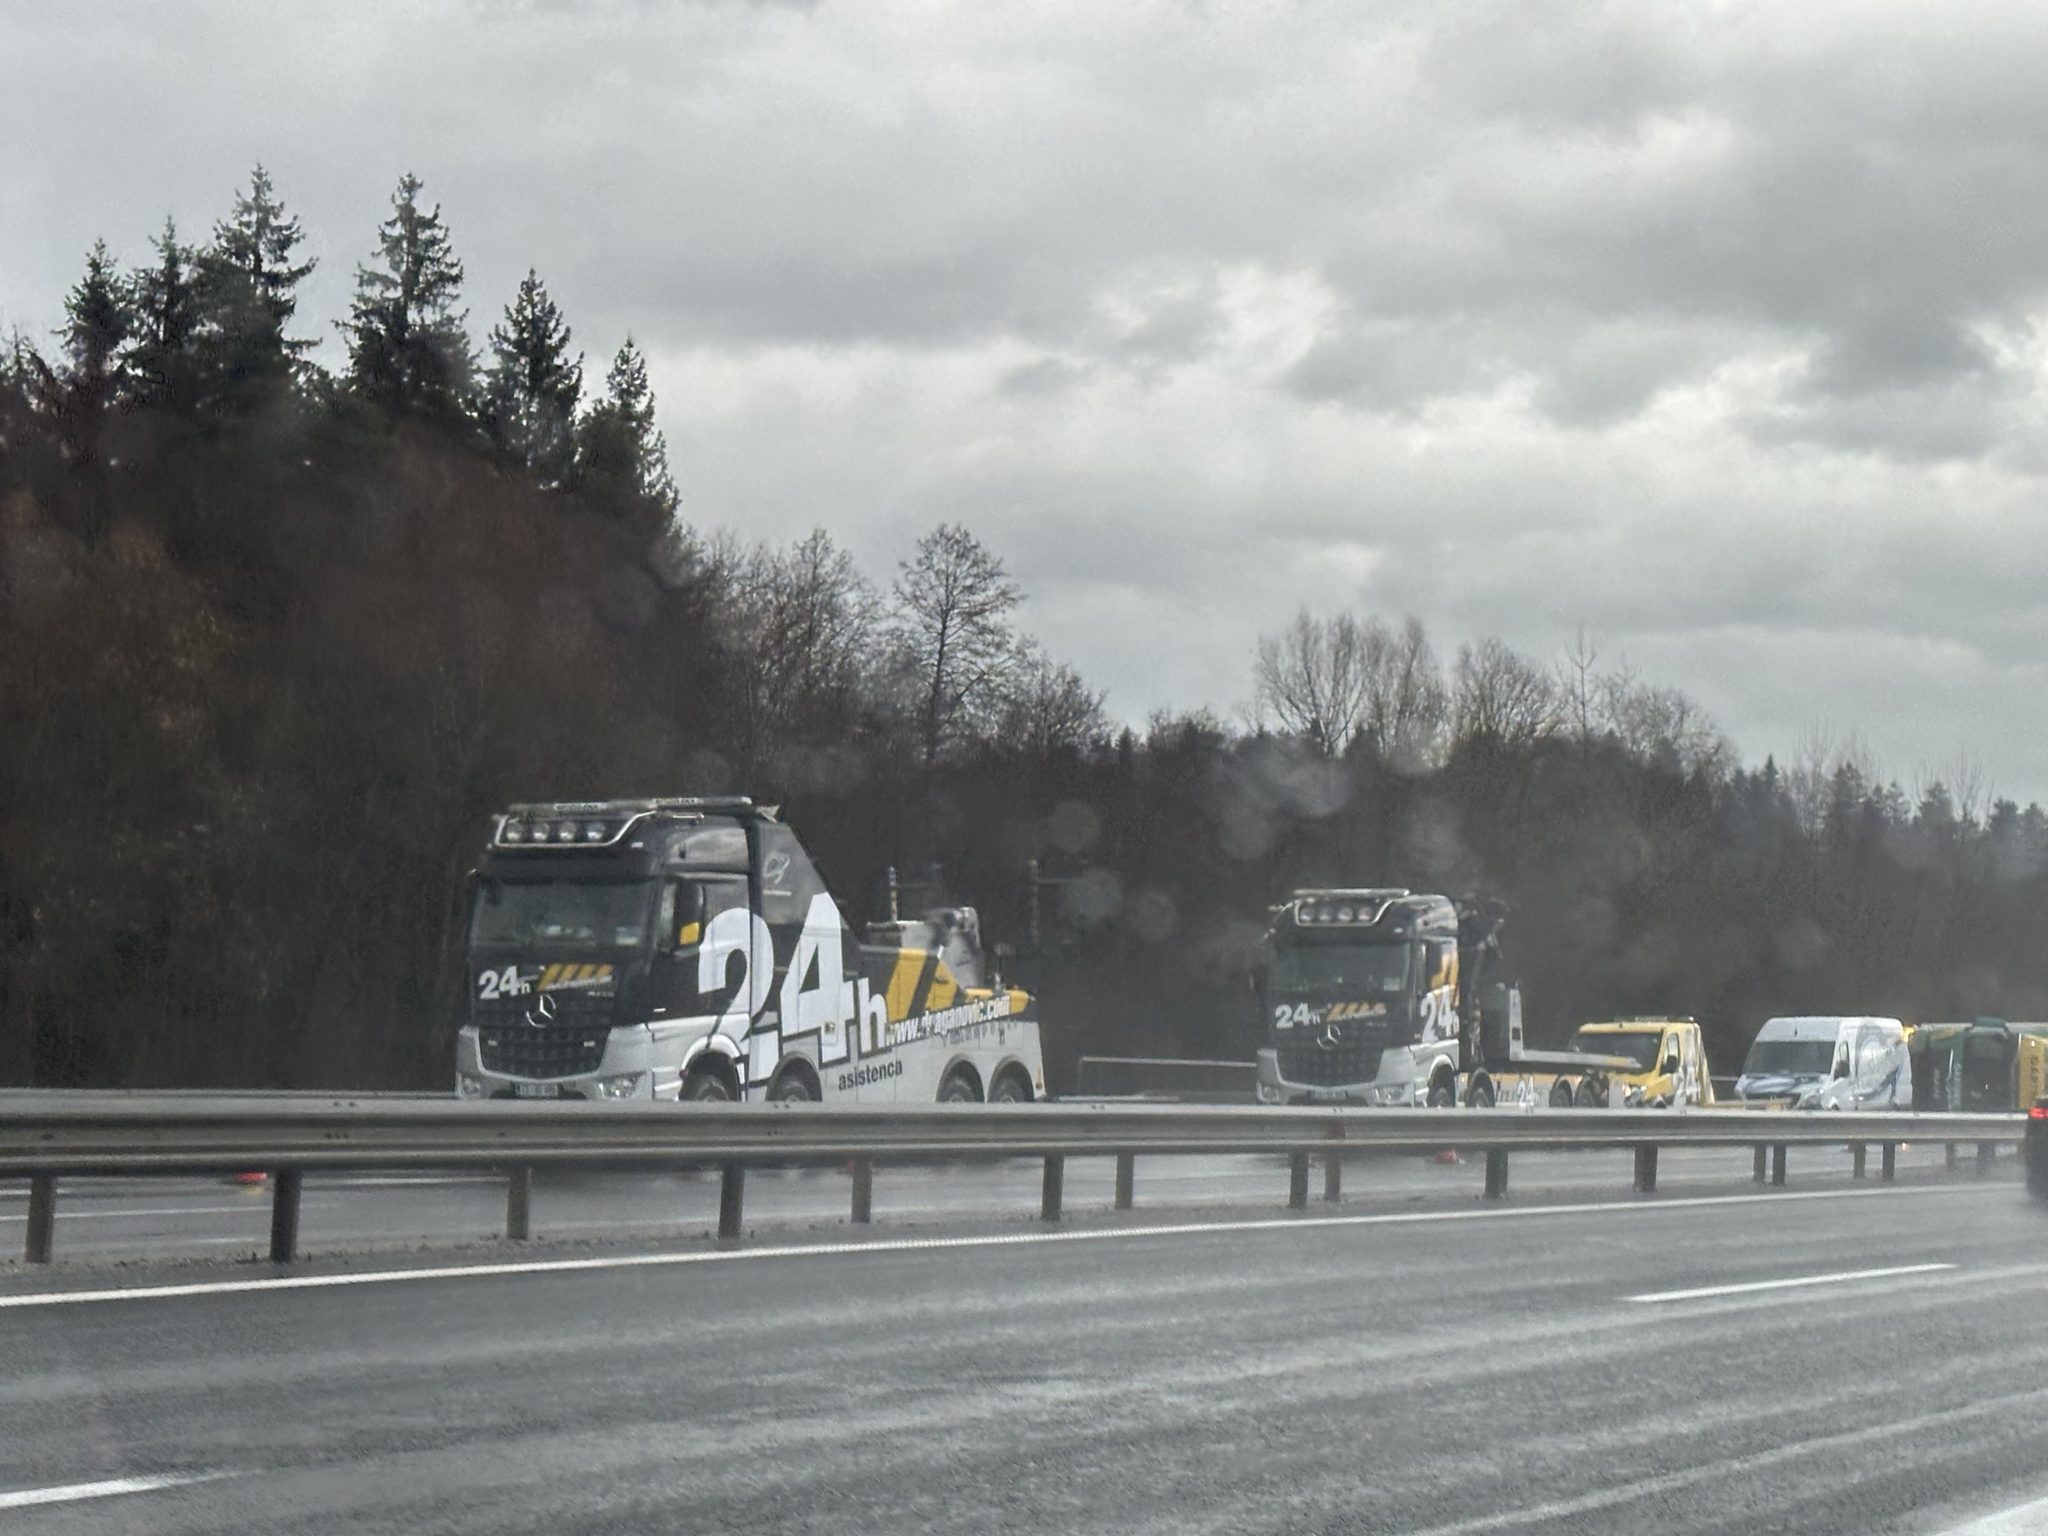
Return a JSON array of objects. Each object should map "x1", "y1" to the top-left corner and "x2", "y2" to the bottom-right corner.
[
  {"x1": 1557, "y1": 1018, "x2": 1716, "y2": 1108},
  {"x1": 1909, "y1": 1018, "x2": 2048, "y2": 1111}
]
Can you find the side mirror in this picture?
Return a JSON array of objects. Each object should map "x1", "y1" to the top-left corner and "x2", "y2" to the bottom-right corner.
[{"x1": 1661, "y1": 1053, "x2": 1681, "y2": 1076}]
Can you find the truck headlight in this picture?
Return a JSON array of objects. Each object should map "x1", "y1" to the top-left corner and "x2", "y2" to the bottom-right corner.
[
  {"x1": 457, "y1": 1073, "x2": 487, "y2": 1099},
  {"x1": 596, "y1": 1072, "x2": 646, "y2": 1100}
]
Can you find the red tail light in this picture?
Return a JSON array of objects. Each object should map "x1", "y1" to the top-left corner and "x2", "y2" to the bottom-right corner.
[{"x1": 2029, "y1": 1104, "x2": 2048, "y2": 1120}]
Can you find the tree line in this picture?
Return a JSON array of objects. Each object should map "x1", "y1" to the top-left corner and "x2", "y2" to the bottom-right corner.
[{"x1": 6, "y1": 166, "x2": 2048, "y2": 1090}]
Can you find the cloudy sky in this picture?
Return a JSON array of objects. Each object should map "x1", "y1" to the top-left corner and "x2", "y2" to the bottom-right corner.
[{"x1": 8, "y1": 0, "x2": 2048, "y2": 797}]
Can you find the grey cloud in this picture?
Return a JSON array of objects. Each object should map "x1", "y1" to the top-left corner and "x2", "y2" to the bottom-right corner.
[{"x1": 15, "y1": 1, "x2": 2048, "y2": 794}]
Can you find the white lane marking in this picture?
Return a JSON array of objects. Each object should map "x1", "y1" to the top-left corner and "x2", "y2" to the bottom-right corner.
[
  {"x1": 0, "y1": 1182, "x2": 1990, "y2": 1311},
  {"x1": 0, "y1": 1206, "x2": 272, "y2": 1223},
  {"x1": 1937, "y1": 1491, "x2": 2048, "y2": 1534},
  {"x1": 1395, "y1": 1382, "x2": 2048, "y2": 1536},
  {"x1": 0, "y1": 1471, "x2": 232, "y2": 1510},
  {"x1": 1627, "y1": 1262, "x2": 1958, "y2": 1304}
]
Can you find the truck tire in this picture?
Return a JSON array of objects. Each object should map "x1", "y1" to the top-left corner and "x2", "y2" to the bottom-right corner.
[
  {"x1": 938, "y1": 1069, "x2": 981, "y2": 1104},
  {"x1": 1548, "y1": 1080, "x2": 1574, "y2": 1108},
  {"x1": 1466, "y1": 1079, "x2": 1495, "y2": 1109},
  {"x1": 1426, "y1": 1077, "x2": 1456, "y2": 1109},
  {"x1": 682, "y1": 1066, "x2": 736, "y2": 1102},
  {"x1": 1574, "y1": 1078, "x2": 1603, "y2": 1108},
  {"x1": 769, "y1": 1067, "x2": 819, "y2": 1103},
  {"x1": 989, "y1": 1068, "x2": 1033, "y2": 1104}
]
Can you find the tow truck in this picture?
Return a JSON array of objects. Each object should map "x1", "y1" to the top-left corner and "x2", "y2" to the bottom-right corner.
[
  {"x1": 1251, "y1": 889, "x2": 1634, "y2": 1107},
  {"x1": 455, "y1": 797, "x2": 1043, "y2": 1104},
  {"x1": 1560, "y1": 1019, "x2": 1717, "y2": 1108}
]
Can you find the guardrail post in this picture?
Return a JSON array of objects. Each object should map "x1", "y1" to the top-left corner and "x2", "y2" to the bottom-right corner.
[
  {"x1": 268, "y1": 1169, "x2": 303, "y2": 1263},
  {"x1": 1288, "y1": 1153, "x2": 1310, "y2": 1210},
  {"x1": 1633, "y1": 1145, "x2": 1658, "y2": 1194},
  {"x1": 1770, "y1": 1145, "x2": 1787, "y2": 1187},
  {"x1": 1851, "y1": 1144, "x2": 1866, "y2": 1180},
  {"x1": 1041, "y1": 1156, "x2": 1064, "y2": 1222},
  {"x1": 1945, "y1": 1142, "x2": 1958, "y2": 1173},
  {"x1": 850, "y1": 1158, "x2": 873, "y2": 1224},
  {"x1": 1114, "y1": 1153, "x2": 1135, "y2": 1211},
  {"x1": 1752, "y1": 1145, "x2": 1767, "y2": 1184},
  {"x1": 24, "y1": 1174, "x2": 55, "y2": 1264},
  {"x1": 1323, "y1": 1150, "x2": 1342, "y2": 1203},
  {"x1": 718, "y1": 1165, "x2": 745, "y2": 1241},
  {"x1": 505, "y1": 1166, "x2": 532, "y2": 1241},
  {"x1": 1978, "y1": 1142, "x2": 1997, "y2": 1174},
  {"x1": 1881, "y1": 1143, "x2": 1897, "y2": 1183},
  {"x1": 1483, "y1": 1149, "x2": 1509, "y2": 1200}
]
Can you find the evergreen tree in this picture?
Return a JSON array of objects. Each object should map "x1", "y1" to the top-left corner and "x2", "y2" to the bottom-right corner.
[
  {"x1": 576, "y1": 337, "x2": 678, "y2": 528},
  {"x1": 27, "y1": 239, "x2": 132, "y2": 466},
  {"x1": 342, "y1": 173, "x2": 474, "y2": 424},
  {"x1": 126, "y1": 217, "x2": 203, "y2": 415},
  {"x1": 480, "y1": 269, "x2": 582, "y2": 488},
  {"x1": 197, "y1": 165, "x2": 316, "y2": 407}
]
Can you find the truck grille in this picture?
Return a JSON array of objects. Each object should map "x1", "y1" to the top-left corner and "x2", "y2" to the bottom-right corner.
[
  {"x1": 474, "y1": 990, "x2": 613, "y2": 1080},
  {"x1": 1276, "y1": 1025, "x2": 1387, "y2": 1089},
  {"x1": 479, "y1": 1023, "x2": 609, "y2": 1079}
]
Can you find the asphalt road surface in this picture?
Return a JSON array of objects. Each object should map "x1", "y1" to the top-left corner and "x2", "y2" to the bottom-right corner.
[{"x1": 5, "y1": 1148, "x2": 2048, "y2": 1534}]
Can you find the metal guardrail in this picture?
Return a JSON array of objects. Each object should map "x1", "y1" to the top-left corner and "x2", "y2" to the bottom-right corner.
[{"x1": 0, "y1": 1092, "x2": 2024, "y2": 1266}]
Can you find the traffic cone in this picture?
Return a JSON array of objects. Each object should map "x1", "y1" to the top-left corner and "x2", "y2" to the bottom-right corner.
[{"x1": 229, "y1": 1171, "x2": 267, "y2": 1186}]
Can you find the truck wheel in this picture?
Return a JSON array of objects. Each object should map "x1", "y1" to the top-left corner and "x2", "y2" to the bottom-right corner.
[
  {"x1": 682, "y1": 1067, "x2": 735, "y2": 1102},
  {"x1": 938, "y1": 1070, "x2": 981, "y2": 1104},
  {"x1": 1466, "y1": 1080, "x2": 1495, "y2": 1109},
  {"x1": 769, "y1": 1068, "x2": 818, "y2": 1103},
  {"x1": 1549, "y1": 1080, "x2": 1574, "y2": 1108},
  {"x1": 1574, "y1": 1079, "x2": 1603, "y2": 1108},
  {"x1": 1426, "y1": 1078, "x2": 1456, "y2": 1109},
  {"x1": 989, "y1": 1069, "x2": 1032, "y2": 1104}
]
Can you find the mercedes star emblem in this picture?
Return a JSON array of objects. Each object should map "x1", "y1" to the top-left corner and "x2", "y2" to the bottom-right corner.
[{"x1": 525, "y1": 992, "x2": 558, "y2": 1028}]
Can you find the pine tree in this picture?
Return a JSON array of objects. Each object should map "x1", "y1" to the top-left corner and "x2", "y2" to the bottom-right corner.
[
  {"x1": 576, "y1": 338, "x2": 678, "y2": 528},
  {"x1": 127, "y1": 217, "x2": 203, "y2": 414},
  {"x1": 27, "y1": 239, "x2": 132, "y2": 466},
  {"x1": 342, "y1": 173, "x2": 474, "y2": 425},
  {"x1": 197, "y1": 165, "x2": 316, "y2": 407},
  {"x1": 480, "y1": 269, "x2": 582, "y2": 488}
]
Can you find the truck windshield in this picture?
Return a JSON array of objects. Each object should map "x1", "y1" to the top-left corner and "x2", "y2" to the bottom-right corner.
[
  {"x1": 471, "y1": 880, "x2": 654, "y2": 949},
  {"x1": 1269, "y1": 944, "x2": 1410, "y2": 993},
  {"x1": 1568, "y1": 1031, "x2": 1660, "y2": 1070},
  {"x1": 1743, "y1": 1039, "x2": 1835, "y2": 1075}
]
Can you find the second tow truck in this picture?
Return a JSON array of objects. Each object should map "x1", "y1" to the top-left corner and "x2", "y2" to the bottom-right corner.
[{"x1": 1252, "y1": 888, "x2": 1635, "y2": 1108}]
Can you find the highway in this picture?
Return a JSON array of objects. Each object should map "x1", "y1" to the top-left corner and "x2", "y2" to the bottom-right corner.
[{"x1": 6, "y1": 1147, "x2": 2048, "y2": 1532}]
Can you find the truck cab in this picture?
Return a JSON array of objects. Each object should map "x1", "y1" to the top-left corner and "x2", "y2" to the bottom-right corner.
[
  {"x1": 455, "y1": 798, "x2": 1042, "y2": 1104},
  {"x1": 1252, "y1": 890, "x2": 1467, "y2": 1106}
]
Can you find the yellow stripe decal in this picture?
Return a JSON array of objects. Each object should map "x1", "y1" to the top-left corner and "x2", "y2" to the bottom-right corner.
[{"x1": 885, "y1": 950, "x2": 923, "y2": 1022}]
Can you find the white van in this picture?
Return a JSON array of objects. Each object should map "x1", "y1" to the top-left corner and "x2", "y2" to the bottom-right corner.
[{"x1": 1733, "y1": 1016, "x2": 1910, "y2": 1109}]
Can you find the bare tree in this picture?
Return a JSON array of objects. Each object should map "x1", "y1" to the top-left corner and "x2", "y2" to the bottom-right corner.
[
  {"x1": 1558, "y1": 626, "x2": 1602, "y2": 748},
  {"x1": 1000, "y1": 643, "x2": 1108, "y2": 757},
  {"x1": 1253, "y1": 609, "x2": 1372, "y2": 756},
  {"x1": 1601, "y1": 677, "x2": 1735, "y2": 779},
  {"x1": 1360, "y1": 614, "x2": 1448, "y2": 772},
  {"x1": 891, "y1": 524, "x2": 1023, "y2": 771},
  {"x1": 724, "y1": 528, "x2": 879, "y2": 772},
  {"x1": 1452, "y1": 637, "x2": 1561, "y2": 751}
]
